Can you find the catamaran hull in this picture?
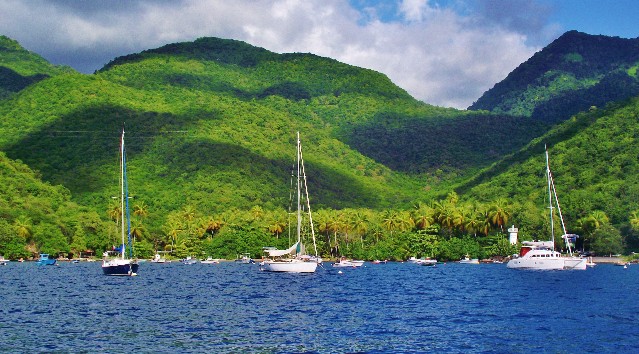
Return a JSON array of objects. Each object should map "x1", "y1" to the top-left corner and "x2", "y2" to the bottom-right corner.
[
  {"x1": 102, "y1": 259, "x2": 139, "y2": 275},
  {"x1": 507, "y1": 257, "x2": 586, "y2": 270},
  {"x1": 563, "y1": 257, "x2": 587, "y2": 270},
  {"x1": 261, "y1": 260, "x2": 317, "y2": 273}
]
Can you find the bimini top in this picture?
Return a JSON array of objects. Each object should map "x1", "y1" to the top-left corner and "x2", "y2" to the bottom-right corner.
[{"x1": 521, "y1": 241, "x2": 554, "y2": 249}]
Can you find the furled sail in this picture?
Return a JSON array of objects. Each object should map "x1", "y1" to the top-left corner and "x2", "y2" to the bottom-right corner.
[{"x1": 264, "y1": 242, "x2": 300, "y2": 257}]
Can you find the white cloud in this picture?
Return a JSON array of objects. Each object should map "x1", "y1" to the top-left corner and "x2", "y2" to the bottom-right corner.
[{"x1": 0, "y1": 0, "x2": 555, "y2": 108}]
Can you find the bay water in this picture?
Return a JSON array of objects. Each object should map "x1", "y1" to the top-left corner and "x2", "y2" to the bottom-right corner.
[{"x1": 0, "y1": 261, "x2": 637, "y2": 353}]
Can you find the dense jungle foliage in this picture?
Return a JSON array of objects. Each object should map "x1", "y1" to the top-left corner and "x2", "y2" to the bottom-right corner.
[
  {"x1": 469, "y1": 31, "x2": 639, "y2": 124},
  {"x1": 0, "y1": 36, "x2": 72, "y2": 100},
  {"x1": 0, "y1": 33, "x2": 637, "y2": 261}
]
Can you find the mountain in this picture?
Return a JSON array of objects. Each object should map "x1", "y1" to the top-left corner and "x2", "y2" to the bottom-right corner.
[
  {"x1": 0, "y1": 36, "x2": 546, "y2": 218},
  {"x1": 2, "y1": 33, "x2": 639, "y2": 258},
  {"x1": 0, "y1": 36, "x2": 73, "y2": 99},
  {"x1": 469, "y1": 31, "x2": 639, "y2": 124}
]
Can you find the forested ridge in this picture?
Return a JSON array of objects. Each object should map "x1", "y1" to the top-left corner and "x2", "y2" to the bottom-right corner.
[
  {"x1": 0, "y1": 33, "x2": 637, "y2": 261},
  {"x1": 469, "y1": 31, "x2": 639, "y2": 124}
]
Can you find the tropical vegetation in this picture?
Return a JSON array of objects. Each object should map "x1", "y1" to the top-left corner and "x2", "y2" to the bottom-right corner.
[{"x1": 0, "y1": 32, "x2": 637, "y2": 261}]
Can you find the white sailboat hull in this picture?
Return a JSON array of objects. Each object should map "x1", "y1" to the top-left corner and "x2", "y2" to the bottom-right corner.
[
  {"x1": 261, "y1": 259, "x2": 318, "y2": 273},
  {"x1": 507, "y1": 255, "x2": 587, "y2": 270},
  {"x1": 563, "y1": 257, "x2": 587, "y2": 270},
  {"x1": 507, "y1": 257, "x2": 565, "y2": 270}
]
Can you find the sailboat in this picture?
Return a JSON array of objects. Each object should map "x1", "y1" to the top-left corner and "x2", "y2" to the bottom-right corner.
[
  {"x1": 507, "y1": 147, "x2": 587, "y2": 270},
  {"x1": 102, "y1": 129, "x2": 140, "y2": 276},
  {"x1": 260, "y1": 132, "x2": 319, "y2": 273}
]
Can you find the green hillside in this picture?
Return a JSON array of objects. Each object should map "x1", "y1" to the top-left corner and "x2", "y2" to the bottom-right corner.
[
  {"x1": 460, "y1": 98, "x2": 639, "y2": 250},
  {"x1": 0, "y1": 36, "x2": 73, "y2": 99},
  {"x1": 469, "y1": 31, "x2": 639, "y2": 124},
  {"x1": 0, "y1": 150, "x2": 106, "y2": 259},
  {"x1": 2, "y1": 34, "x2": 638, "y2": 260}
]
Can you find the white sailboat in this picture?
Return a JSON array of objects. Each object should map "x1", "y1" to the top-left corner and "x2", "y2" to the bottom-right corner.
[
  {"x1": 102, "y1": 129, "x2": 139, "y2": 276},
  {"x1": 261, "y1": 132, "x2": 319, "y2": 273},
  {"x1": 507, "y1": 147, "x2": 586, "y2": 270}
]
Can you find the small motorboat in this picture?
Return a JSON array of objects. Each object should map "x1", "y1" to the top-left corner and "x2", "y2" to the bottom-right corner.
[
  {"x1": 181, "y1": 256, "x2": 198, "y2": 265},
  {"x1": 201, "y1": 257, "x2": 220, "y2": 264},
  {"x1": 333, "y1": 258, "x2": 365, "y2": 268},
  {"x1": 418, "y1": 259, "x2": 437, "y2": 266},
  {"x1": 459, "y1": 255, "x2": 479, "y2": 264},
  {"x1": 36, "y1": 254, "x2": 56, "y2": 266}
]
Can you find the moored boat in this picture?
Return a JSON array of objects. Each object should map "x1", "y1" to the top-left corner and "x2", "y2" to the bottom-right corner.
[
  {"x1": 333, "y1": 258, "x2": 365, "y2": 268},
  {"x1": 235, "y1": 253, "x2": 253, "y2": 264},
  {"x1": 459, "y1": 255, "x2": 479, "y2": 264},
  {"x1": 36, "y1": 253, "x2": 56, "y2": 266},
  {"x1": 181, "y1": 256, "x2": 198, "y2": 265},
  {"x1": 507, "y1": 147, "x2": 586, "y2": 271},
  {"x1": 201, "y1": 257, "x2": 220, "y2": 264},
  {"x1": 261, "y1": 132, "x2": 319, "y2": 273},
  {"x1": 101, "y1": 129, "x2": 139, "y2": 276},
  {"x1": 418, "y1": 259, "x2": 437, "y2": 266}
]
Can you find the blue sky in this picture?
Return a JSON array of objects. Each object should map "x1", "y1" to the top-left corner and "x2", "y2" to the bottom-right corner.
[
  {"x1": 548, "y1": 0, "x2": 639, "y2": 39},
  {"x1": 0, "y1": 0, "x2": 637, "y2": 108}
]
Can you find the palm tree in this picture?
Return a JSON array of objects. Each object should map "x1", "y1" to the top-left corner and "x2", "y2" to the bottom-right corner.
[
  {"x1": 489, "y1": 198, "x2": 510, "y2": 233},
  {"x1": 164, "y1": 220, "x2": 183, "y2": 252},
  {"x1": 436, "y1": 203, "x2": 457, "y2": 235},
  {"x1": 268, "y1": 220, "x2": 286, "y2": 238},
  {"x1": 133, "y1": 202, "x2": 149, "y2": 220},
  {"x1": 381, "y1": 210, "x2": 413, "y2": 237},
  {"x1": 250, "y1": 205, "x2": 264, "y2": 221},
  {"x1": 477, "y1": 207, "x2": 493, "y2": 236},
  {"x1": 13, "y1": 216, "x2": 32, "y2": 240},
  {"x1": 200, "y1": 216, "x2": 224, "y2": 238},
  {"x1": 337, "y1": 210, "x2": 354, "y2": 246},
  {"x1": 582, "y1": 210, "x2": 609, "y2": 251},
  {"x1": 630, "y1": 211, "x2": 639, "y2": 231},
  {"x1": 381, "y1": 210, "x2": 399, "y2": 237},
  {"x1": 352, "y1": 209, "x2": 370, "y2": 247},
  {"x1": 130, "y1": 220, "x2": 146, "y2": 243},
  {"x1": 181, "y1": 205, "x2": 197, "y2": 223},
  {"x1": 413, "y1": 203, "x2": 434, "y2": 230},
  {"x1": 464, "y1": 208, "x2": 482, "y2": 238},
  {"x1": 107, "y1": 200, "x2": 121, "y2": 224},
  {"x1": 587, "y1": 210, "x2": 609, "y2": 229}
]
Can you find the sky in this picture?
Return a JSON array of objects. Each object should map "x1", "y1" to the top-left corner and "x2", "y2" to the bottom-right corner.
[{"x1": 0, "y1": 0, "x2": 638, "y2": 109}]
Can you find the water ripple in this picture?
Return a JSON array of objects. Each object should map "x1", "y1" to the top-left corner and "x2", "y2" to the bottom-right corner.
[{"x1": 0, "y1": 262, "x2": 638, "y2": 352}]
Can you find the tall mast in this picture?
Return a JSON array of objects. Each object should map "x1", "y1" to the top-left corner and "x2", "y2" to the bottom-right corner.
[
  {"x1": 545, "y1": 146, "x2": 555, "y2": 248},
  {"x1": 120, "y1": 129, "x2": 126, "y2": 259},
  {"x1": 296, "y1": 132, "x2": 302, "y2": 247}
]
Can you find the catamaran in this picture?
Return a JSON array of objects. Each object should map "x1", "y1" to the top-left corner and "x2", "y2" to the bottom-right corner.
[
  {"x1": 102, "y1": 129, "x2": 140, "y2": 276},
  {"x1": 260, "y1": 132, "x2": 319, "y2": 273},
  {"x1": 507, "y1": 147, "x2": 586, "y2": 270}
]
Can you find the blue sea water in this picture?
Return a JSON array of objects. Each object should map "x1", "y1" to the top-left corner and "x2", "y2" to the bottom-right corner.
[{"x1": 0, "y1": 261, "x2": 637, "y2": 353}]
